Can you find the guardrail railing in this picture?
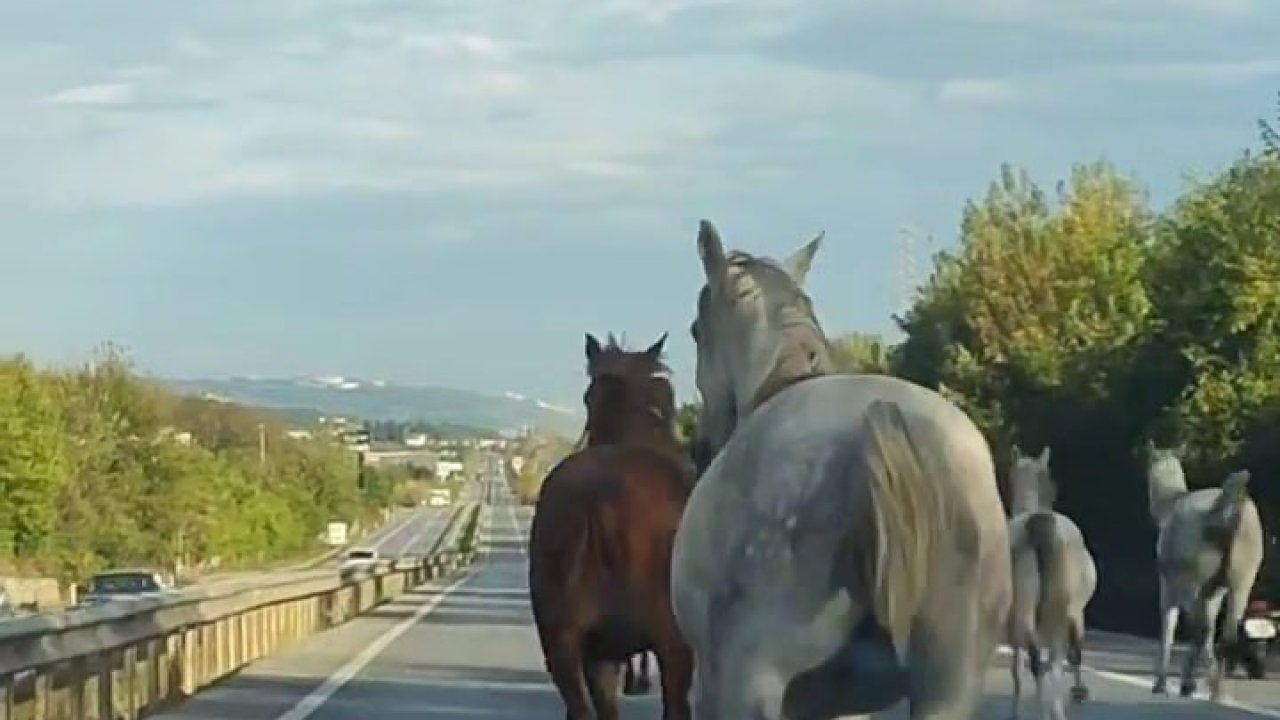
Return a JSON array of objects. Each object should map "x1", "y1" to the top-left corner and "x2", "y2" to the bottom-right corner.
[{"x1": 0, "y1": 500, "x2": 484, "y2": 720}]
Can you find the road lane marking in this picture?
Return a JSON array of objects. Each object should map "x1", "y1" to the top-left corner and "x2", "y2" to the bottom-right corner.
[
  {"x1": 274, "y1": 490, "x2": 512, "y2": 720},
  {"x1": 363, "y1": 509, "x2": 422, "y2": 554},
  {"x1": 995, "y1": 645, "x2": 1280, "y2": 718}
]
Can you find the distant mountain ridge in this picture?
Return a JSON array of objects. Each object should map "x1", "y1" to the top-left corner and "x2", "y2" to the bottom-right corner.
[{"x1": 160, "y1": 376, "x2": 584, "y2": 436}]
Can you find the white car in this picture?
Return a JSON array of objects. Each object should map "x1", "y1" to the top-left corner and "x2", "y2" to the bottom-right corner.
[{"x1": 339, "y1": 547, "x2": 379, "y2": 571}]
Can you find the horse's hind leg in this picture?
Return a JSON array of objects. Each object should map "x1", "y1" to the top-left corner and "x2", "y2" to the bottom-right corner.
[
  {"x1": 1181, "y1": 589, "x2": 1227, "y2": 699},
  {"x1": 1041, "y1": 646, "x2": 1069, "y2": 720},
  {"x1": 654, "y1": 637, "x2": 694, "y2": 720},
  {"x1": 1009, "y1": 644, "x2": 1022, "y2": 720},
  {"x1": 1025, "y1": 642, "x2": 1046, "y2": 718},
  {"x1": 1067, "y1": 618, "x2": 1088, "y2": 703},
  {"x1": 638, "y1": 651, "x2": 653, "y2": 692},
  {"x1": 907, "y1": 598, "x2": 992, "y2": 720},
  {"x1": 622, "y1": 652, "x2": 652, "y2": 695},
  {"x1": 622, "y1": 655, "x2": 639, "y2": 696},
  {"x1": 585, "y1": 659, "x2": 623, "y2": 720},
  {"x1": 1153, "y1": 581, "x2": 1180, "y2": 695},
  {"x1": 547, "y1": 637, "x2": 594, "y2": 720},
  {"x1": 1212, "y1": 586, "x2": 1250, "y2": 700}
]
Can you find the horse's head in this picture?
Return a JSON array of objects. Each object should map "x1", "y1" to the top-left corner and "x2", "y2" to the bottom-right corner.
[
  {"x1": 581, "y1": 332, "x2": 675, "y2": 446},
  {"x1": 1144, "y1": 439, "x2": 1189, "y2": 523},
  {"x1": 688, "y1": 219, "x2": 833, "y2": 470},
  {"x1": 1008, "y1": 444, "x2": 1055, "y2": 515}
]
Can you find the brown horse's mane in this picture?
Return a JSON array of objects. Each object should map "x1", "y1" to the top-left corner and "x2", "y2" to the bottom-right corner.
[
  {"x1": 587, "y1": 332, "x2": 671, "y2": 378},
  {"x1": 582, "y1": 334, "x2": 677, "y2": 448}
]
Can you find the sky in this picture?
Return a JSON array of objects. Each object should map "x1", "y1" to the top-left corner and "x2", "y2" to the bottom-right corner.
[{"x1": 0, "y1": 0, "x2": 1278, "y2": 407}]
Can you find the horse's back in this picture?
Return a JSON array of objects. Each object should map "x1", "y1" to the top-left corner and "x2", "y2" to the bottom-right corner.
[
  {"x1": 1155, "y1": 488, "x2": 1264, "y2": 619},
  {"x1": 1160, "y1": 488, "x2": 1264, "y2": 566},
  {"x1": 529, "y1": 443, "x2": 693, "y2": 618},
  {"x1": 1008, "y1": 511, "x2": 1097, "y2": 611},
  {"x1": 674, "y1": 373, "x2": 1010, "y2": 646},
  {"x1": 692, "y1": 373, "x2": 1002, "y2": 528}
]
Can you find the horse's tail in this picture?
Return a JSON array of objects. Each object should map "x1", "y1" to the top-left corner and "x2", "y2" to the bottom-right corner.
[
  {"x1": 857, "y1": 400, "x2": 947, "y2": 658},
  {"x1": 1025, "y1": 511, "x2": 1071, "y2": 646},
  {"x1": 1206, "y1": 471, "x2": 1251, "y2": 541}
]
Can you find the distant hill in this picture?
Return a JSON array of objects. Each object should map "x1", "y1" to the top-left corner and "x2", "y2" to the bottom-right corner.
[{"x1": 160, "y1": 376, "x2": 583, "y2": 436}]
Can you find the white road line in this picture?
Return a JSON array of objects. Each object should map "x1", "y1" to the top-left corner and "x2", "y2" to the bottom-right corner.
[
  {"x1": 367, "y1": 510, "x2": 423, "y2": 553},
  {"x1": 272, "y1": 500, "x2": 503, "y2": 720},
  {"x1": 994, "y1": 645, "x2": 1280, "y2": 718}
]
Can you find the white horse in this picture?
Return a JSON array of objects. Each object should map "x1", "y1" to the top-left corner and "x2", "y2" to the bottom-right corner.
[
  {"x1": 1005, "y1": 445, "x2": 1097, "y2": 720},
  {"x1": 670, "y1": 219, "x2": 1012, "y2": 720},
  {"x1": 1146, "y1": 441, "x2": 1263, "y2": 701}
]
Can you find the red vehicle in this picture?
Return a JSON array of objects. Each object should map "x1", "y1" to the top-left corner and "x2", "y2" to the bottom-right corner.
[{"x1": 1223, "y1": 598, "x2": 1277, "y2": 680}]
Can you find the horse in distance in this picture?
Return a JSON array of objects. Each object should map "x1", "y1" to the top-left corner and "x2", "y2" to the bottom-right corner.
[
  {"x1": 527, "y1": 332, "x2": 695, "y2": 720},
  {"x1": 1145, "y1": 441, "x2": 1263, "y2": 701},
  {"x1": 669, "y1": 219, "x2": 1012, "y2": 720},
  {"x1": 1005, "y1": 445, "x2": 1098, "y2": 720}
]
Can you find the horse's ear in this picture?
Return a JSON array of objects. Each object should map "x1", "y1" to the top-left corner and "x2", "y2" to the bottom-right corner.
[
  {"x1": 644, "y1": 332, "x2": 668, "y2": 360},
  {"x1": 782, "y1": 231, "x2": 824, "y2": 286},
  {"x1": 585, "y1": 333, "x2": 602, "y2": 364},
  {"x1": 697, "y1": 219, "x2": 729, "y2": 287},
  {"x1": 1037, "y1": 446, "x2": 1051, "y2": 467}
]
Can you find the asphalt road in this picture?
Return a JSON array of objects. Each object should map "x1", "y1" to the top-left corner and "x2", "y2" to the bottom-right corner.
[
  {"x1": 152, "y1": 485, "x2": 1280, "y2": 720},
  {"x1": 334, "y1": 504, "x2": 456, "y2": 561}
]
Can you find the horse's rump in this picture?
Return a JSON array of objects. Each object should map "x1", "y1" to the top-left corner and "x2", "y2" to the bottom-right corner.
[
  {"x1": 1022, "y1": 512, "x2": 1071, "y2": 642},
  {"x1": 528, "y1": 444, "x2": 693, "y2": 659}
]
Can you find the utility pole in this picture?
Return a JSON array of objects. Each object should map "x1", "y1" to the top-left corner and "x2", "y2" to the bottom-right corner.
[
  {"x1": 257, "y1": 423, "x2": 267, "y2": 470},
  {"x1": 896, "y1": 225, "x2": 920, "y2": 315}
]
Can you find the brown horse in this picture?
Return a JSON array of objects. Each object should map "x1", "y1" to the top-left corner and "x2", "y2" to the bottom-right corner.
[{"x1": 528, "y1": 332, "x2": 695, "y2": 720}]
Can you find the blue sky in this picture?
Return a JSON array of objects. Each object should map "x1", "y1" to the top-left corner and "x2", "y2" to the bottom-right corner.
[{"x1": 0, "y1": 0, "x2": 1277, "y2": 407}]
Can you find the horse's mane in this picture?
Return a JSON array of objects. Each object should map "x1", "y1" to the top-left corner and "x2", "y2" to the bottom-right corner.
[
  {"x1": 587, "y1": 333, "x2": 671, "y2": 378},
  {"x1": 581, "y1": 334, "x2": 676, "y2": 446},
  {"x1": 721, "y1": 250, "x2": 835, "y2": 409}
]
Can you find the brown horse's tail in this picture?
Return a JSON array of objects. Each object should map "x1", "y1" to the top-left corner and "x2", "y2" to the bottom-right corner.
[{"x1": 856, "y1": 400, "x2": 947, "y2": 659}]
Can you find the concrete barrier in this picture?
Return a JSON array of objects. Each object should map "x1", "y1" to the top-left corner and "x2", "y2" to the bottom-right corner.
[{"x1": 0, "y1": 501, "x2": 483, "y2": 720}]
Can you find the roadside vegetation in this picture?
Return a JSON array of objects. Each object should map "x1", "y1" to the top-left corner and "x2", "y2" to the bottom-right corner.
[{"x1": 0, "y1": 346, "x2": 396, "y2": 584}]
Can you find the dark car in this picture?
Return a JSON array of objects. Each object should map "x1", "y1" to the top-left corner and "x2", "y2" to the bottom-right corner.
[{"x1": 77, "y1": 569, "x2": 173, "y2": 608}]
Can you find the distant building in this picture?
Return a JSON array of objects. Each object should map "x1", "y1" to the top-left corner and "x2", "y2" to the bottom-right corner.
[{"x1": 435, "y1": 460, "x2": 464, "y2": 480}]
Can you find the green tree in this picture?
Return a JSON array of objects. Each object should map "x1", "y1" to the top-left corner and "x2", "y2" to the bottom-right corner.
[{"x1": 829, "y1": 333, "x2": 894, "y2": 374}]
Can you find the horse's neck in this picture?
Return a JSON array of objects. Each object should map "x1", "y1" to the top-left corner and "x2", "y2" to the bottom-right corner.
[
  {"x1": 746, "y1": 337, "x2": 835, "y2": 413},
  {"x1": 1009, "y1": 490, "x2": 1043, "y2": 517},
  {"x1": 1149, "y1": 474, "x2": 1189, "y2": 524},
  {"x1": 587, "y1": 413, "x2": 678, "y2": 451}
]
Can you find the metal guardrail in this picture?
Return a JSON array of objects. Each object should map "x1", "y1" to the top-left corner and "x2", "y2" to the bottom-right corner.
[{"x1": 0, "y1": 501, "x2": 483, "y2": 720}]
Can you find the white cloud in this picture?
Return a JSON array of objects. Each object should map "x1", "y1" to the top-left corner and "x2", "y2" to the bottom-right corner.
[
  {"x1": 40, "y1": 82, "x2": 133, "y2": 106},
  {"x1": 2, "y1": 0, "x2": 1277, "y2": 212},
  {"x1": 0, "y1": 3, "x2": 925, "y2": 211},
  {"x1": 400, "y1": 31, "x2": 512, "y2": 62}
]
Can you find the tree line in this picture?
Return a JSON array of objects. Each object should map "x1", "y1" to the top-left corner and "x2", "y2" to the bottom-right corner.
[{"x1": 0, "y1": 346, "x2": 394, "y2": 584}]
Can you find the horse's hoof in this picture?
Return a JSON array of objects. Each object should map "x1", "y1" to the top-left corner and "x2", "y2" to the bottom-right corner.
[{"x1": 1070, "y1": 686, "x2": 1089, "y2": 703}]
